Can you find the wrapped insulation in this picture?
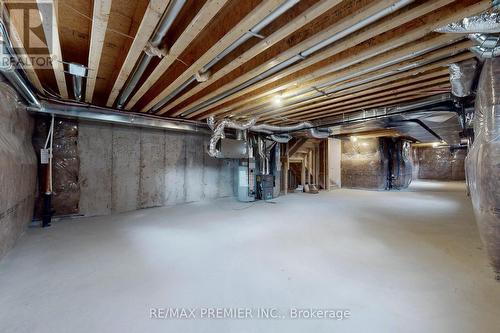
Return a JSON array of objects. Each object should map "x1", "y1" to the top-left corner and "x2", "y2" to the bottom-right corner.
[
  {"x1": 435, "y1": 11, "x2": 500, "y2": 33},
  {"x1": 466, "y1": 57, "x2": 500, "y2": 276},
  {"x1": 449, "y1": 59, "x2": 479, "y2": 97},
  {"x1": 469, "y1": 33, "x2": 500, "y2": 59}
]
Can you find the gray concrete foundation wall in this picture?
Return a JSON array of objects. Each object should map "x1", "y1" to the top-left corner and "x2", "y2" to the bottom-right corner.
[
  {"x1": 78, "y1": 121, "x2": 235, "y2": 216},
  {"x1": 0, "y1": 82, "x2": 37, "y2": 259}
]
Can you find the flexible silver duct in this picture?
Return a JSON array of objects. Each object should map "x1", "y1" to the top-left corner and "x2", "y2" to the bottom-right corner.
[
  {"x1": 434, "y1": 11, "x2": 500, "y2": 33},
  {"x1": 469, "y1": 33, "x2": 500, "y2": 58},
  {"x1": 149, "y1": 0, "x2": 301, "y2": 113},
  {"x1": 0, "y1": 21, "x2": 41, "y2": 107},
  {"x1": 116, "y1": 0, "x2": 187, "y2": 108},
  {"x1": 177, "y1": 0, "x2": 415, "y2": 116},
  {"x1": 207, "y1": 116, "x2": 330, "y2": 151},
  {"x1": 207, "y1": 117, "x2": 256, "y2": 158},
  {"x1": 270, "y1": 134, "x2": 293, "y2": 143},
  {"x1": 251, "y1": 122, "x2": 332, "y2": 138},
  {"x1": 449, "y1": 59, "x2": 479, "y2": 97}
]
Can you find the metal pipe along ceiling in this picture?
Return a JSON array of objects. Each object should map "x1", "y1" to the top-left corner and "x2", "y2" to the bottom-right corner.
[
  {"x1": 0, "y1": 21, "x2": 41, "y2": 107},
  {"x1": 235, "y1": 37, "x2": 462, "y2": 118},
  {"x1": 116, "y1": 0, "x2": 187, "y2": 109},
  {"x1": 148, "y1": 0, "x2": 301, "y2": 114},
  {"x1": 179, "y1": 0, "x2": 415, "y2": 117}
]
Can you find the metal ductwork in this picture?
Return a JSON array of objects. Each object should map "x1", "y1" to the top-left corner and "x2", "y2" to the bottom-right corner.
[
  {"x1": 230, "y1": 36, "x2": 463, "y2": 119},
  {"x1": 449, "y1": 58, "x2": 479, "y2": 97},
  {"x1": 206, "y1": 116, "x2": 331, "y2": 157},
  {"x1": 28, "y1": 99, "x2": 209, "y2": 133},
  {"x1": 207, "y1": 117, "x2": 256, "y2": 158},
  {"x1": 250, "y1": 122, "x2": 332, "y2": 138},
  {"x1": 68, "y1": 63, "x2": 87, "y2": 102},
  {"x1": 0, "y1": 21, "x2": 41, "y2": 108},
  {"x1": 434, "y1": 11, "x2": 500, "y2": 34},
  {"x1": 116, "y1": 0, "x2": 187, "y2": 108},
  {"x1": 469, "y1": 33, "x2": 500, "y2": 58},
  {"x1": 435, "y1": 10, "x2": 500, "y2": 59},
  {"x1": 270, "y1": 134, "x2": 293, "y2": 143},
  {"x1": 178, "y1": 0, "x2": 415, "y2": 117},
  {"x1": 149, "y1": 0, "x2": 301, "y2": 113}
]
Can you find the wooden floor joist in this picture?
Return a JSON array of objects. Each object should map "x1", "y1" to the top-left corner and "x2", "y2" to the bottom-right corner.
[
  {"x1": 85, "y1": 0, "x2": 112, "y2": 103},
  {"x1": 156, "y1": 0, "x2": 345, "y2": 116},
  {"x1": 253, "y1": 42, "x2": 473, "y2": 121},
  {"x1": 257, "y1": 70, "x2": 451, "y2": 122},
  {"x1": 124, "y1": 0, "x2": 230, "y2": 110},
  {"x1": 280, "y1": 87, "x2": 450, "y2": 123},
  {"x1": 232, "y1": 52, "x2": 474, "y2": 121},
  {"x1": 263, "y1": 76, "x2": 451, "y2": 123},
  {"x1": 229, "y1": 42, "x2": 473, "y2": 119},
  {"x1": 182, "y1": 0, "x2": 487, "y2": 120},
  {"x1": 174, "y1": 0, "x2": 411, "y2": 118},
  {"x1": 105, "y1": 0, "x2": 171, "y2": 107},
  {"x1": 12, "y1": 0, "x2": 494, "y2": 126},
  {"x1": 2, "y1": 4, "x2": 43, "y2": 92},
  {"x1": 37, "y1": 0, "x2": 68, "y2": 98},
  {"x1": 193, "y1": 32, "x2": 466, "y2": 121},
  {"x1": 138, "y1": 0, "x2": 285, "y2": 113}
]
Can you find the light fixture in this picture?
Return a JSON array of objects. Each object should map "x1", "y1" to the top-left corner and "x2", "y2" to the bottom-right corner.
[
  {"x1": 432, "y1": 142, "x2": 440, "y2": 148},
  {"x1": 271, "y1": 95, "x2": 283, "y2": 107},
  {"x1": 350, "y1": 136, "x2": 358, "y2": 142}
]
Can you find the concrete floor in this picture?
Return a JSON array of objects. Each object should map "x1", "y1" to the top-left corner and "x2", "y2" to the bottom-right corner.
[{"x1": 1, "y1": 181, "x2": 499, "y2": 332}]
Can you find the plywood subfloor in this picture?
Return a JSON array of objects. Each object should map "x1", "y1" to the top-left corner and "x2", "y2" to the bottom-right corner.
[{"x1": 0, "y1": 181, "x2": 499, "y2": 332}]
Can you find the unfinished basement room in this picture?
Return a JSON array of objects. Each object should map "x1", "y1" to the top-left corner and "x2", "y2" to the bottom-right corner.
[{"x1": 1, "y1": 0, "x2": 500, "y2": 332}]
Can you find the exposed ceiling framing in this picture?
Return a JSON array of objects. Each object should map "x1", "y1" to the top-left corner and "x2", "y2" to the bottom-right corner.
[{"x1": 4, "y1": 0, "x2": 494, "y2": 125}]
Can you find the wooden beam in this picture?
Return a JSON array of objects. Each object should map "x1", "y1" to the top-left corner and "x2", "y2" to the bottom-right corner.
[
  {"x1": 1, "y1": 3, "x2": 43, "y2": 91},
  {"x1": 37, "y1": 0, "x2": 68, "y2": 98},
  {"x1": 183, "y1": 0, "x2": 470, "y2": 119},
  {"x1": 229, "y1": 40, "x2": 473, "y2": 119},
  {"x1": 158, "y1": 0, "x2": 344, "y2": 115},
  {"x1": 85, "y1": 0, "x2": 112, "y2": 103},
  {"x1": 142, "y1": 0, "x2": 285, "y2": 113},
  {"x1": 288, "y1": 138, "x2": 308, "y2": 156},
  {"x1": 174, "y1": 0, "x2": 407, "y2": 118},
  {"x1": 246, "y1": 50, "x2": 474, "y2": 120},
  {"x1": 287, "y1": 88, "x2": 449, "y2": 122},
  {"x1": 258, "y1": 71, "x2": 451, "y2": 121},
  {"x1": 208, "y1": 33, "x2": 468, "y2": 120},
  {"x1": 268, "y1": 76, "x2": 451, "y2": 122},
  {"x1": 105, "y1": 0, "x2": 171, "y2": 107},
  {"x1": 123, "y1": 0, "x2": 229, "y2": 109}
]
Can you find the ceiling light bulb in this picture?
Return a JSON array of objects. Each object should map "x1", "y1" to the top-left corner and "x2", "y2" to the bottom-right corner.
[
  {"x1": 272, "y1": 96, "x2": 283, "y2": 106},
  {"x1": 351, "y1": 136, "x2": 357, "y2": 142}
]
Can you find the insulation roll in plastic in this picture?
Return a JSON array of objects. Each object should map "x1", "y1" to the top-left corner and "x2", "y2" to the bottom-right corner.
[
  {"x1": 466, "y1": 58, "x2": 500, "y2": 276},
  {"x1": 449, "y1": 59, "x2": 478, "y2": 97}
]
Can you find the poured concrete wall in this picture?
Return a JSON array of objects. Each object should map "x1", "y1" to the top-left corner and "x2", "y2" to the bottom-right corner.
[
  {"x1": 78, "y1": 121, "x2": 235, "y2": 216},
  {"x1": 0, "y1": 82, "x2": 37, "y2": 259}
]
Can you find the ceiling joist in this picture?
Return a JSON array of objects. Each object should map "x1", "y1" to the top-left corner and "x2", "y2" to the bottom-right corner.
[
  {"x1": 105, "y1": 0, "x2": 172, "y2": 107},
  {"x1": 85, "y1": 0, "x2": 112, "y2": 103}
]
